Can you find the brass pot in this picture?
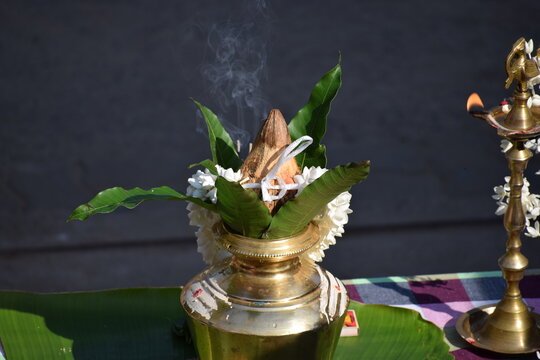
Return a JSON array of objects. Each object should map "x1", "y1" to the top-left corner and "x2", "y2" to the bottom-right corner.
[{"x1": 180, "y1": 223, "x2": 348, "y2": 360}]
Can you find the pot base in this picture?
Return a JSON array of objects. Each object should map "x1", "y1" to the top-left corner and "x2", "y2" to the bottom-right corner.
[{"x1": 185, "y1": 310, "x2": 346, "y2": 360}]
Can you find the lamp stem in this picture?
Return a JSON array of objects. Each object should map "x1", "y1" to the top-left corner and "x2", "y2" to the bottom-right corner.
[{"x1": 500, "y1": 140, "x2": 530, "y2": 308}]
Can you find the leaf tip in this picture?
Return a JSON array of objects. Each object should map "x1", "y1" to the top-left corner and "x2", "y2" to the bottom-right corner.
[
  {"x1": 66, "y1": 209, "x2": 84, "y2": 222},
  {"x1": 190, "y1": 98, "x2": 203, "y2": 109}
]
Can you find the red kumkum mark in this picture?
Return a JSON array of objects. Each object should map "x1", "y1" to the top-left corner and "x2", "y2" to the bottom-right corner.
[
  {"x1": 335, "y1": 285, "x2": 341, "y2": 292},
  {"x1": 192, "y1": 289, "x2": 203, "y2": 298},
  {"x1": 466, "y1": 337, "x2": 476, "y2": 344}
]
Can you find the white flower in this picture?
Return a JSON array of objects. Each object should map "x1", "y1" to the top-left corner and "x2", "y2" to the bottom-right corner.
[
  {"x1": 294, "y1": 166, "x2": 328, "y2": 194},
  {"x1": 186, "y1": 165, "x2": 243, "y2": 264},
  {"x1": 492, "y1": 185, "x2": 507, "y2": 201},
  {"x1": 527, "y1": 94, "x2": 540, "y2": 109},
  {"x1": 217, "y1": 166, "x2": 243, "y2": 182},
  {"x1": 186, "y1": 165, "x2": 243, "y2": 204},
  {"x1": 495, "y1": 202, "x2": 508, "y2": 216},
  {"x1": 295, "y1": 166, "x2": 353, "y2": 262},
  {"x1": 525, "y1": 221, "x2": 540, "y2": 238},
  {"x1": 187, "y1": 202, "x2": 229, "y2": 264},
  {"x1": 500, "y1": 140, "x2": 512, "y2": 153},
  {"x1": 525, "y1": 39, "x2": 534, "y2": 56},
  {"x1": 494, "y1": 176, "x2": 540, "y2": 238},
  {"x1": 528, "y1": 76, "x2": 540, "y2": 89},
  {"x1": 525, "y1": 193, "x2": 540, "y2": 219},
  {"x1": 525, "y1": 139, "x2": 537, "y2": 151},
  {"x1": 525, "y1": 139, "x2": 540, "y2": 155},
  {"x1": 186, "y1": 169, "x2": 216, "y2": 202}
]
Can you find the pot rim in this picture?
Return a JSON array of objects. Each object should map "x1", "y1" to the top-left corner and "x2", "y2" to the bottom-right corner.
[{"x1": 218, "y1": 222, "x2": 320, "y2": 261}]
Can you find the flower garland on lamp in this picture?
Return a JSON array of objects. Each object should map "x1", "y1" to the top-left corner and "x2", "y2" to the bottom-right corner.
[{"x1": 494, "y1": 39, "x2": 540, "y2": 239}]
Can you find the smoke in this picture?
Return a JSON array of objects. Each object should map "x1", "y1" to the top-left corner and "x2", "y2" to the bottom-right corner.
[{"x1": 197, "y1": 0, "x2": 272, "y2": 153}]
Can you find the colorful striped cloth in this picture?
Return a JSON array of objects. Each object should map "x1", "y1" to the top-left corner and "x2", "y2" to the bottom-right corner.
[{"x1": 342, "y1": 269, "x2": 540, "y2": 360}]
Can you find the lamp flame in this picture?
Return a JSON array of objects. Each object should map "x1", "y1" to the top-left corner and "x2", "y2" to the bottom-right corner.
[{"x1": 467, "y1": 93, "x2": 484, "y2": 111}]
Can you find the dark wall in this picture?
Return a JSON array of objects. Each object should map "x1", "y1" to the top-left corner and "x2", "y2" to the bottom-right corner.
[{"x1": 2, "y1": 0, "x2": 540, "y2": 291}]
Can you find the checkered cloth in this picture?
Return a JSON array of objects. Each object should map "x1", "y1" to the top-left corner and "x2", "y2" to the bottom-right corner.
[{"x1": 342, "y1": 269, "x2": 540, "y2": 360}]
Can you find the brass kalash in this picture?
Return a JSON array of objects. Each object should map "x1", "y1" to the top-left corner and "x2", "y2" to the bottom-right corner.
[
  {"x1": 180, "y1": 223, "x2": 347, "y2": 359},
  {"x1": 456, "y1": 37, "x2": 540, "y2": 354}
]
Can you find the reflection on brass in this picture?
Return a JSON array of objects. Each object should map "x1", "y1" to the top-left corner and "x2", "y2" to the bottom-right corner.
[
  {"x1": 503, "y1": 37, "x2": 540, "y2": 130},
  {"x1": 457, "y1": 38, "x2": 540, "y2": 354},
  {"x1": 180, "y1": 223, "x2": 348, "y2": 359},
  {"x1": 456, "y1": 305, "x2": 540, "y2": 353}
]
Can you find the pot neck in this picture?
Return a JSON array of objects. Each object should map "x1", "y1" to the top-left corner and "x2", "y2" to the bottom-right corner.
[{"x1": 218, "y1": 223, "x2": 320, "y2": 264}]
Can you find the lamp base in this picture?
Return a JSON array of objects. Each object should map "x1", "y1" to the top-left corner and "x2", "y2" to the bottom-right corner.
[{"x1": 456, "y1": 304, "x2": 540, "y2": 354}]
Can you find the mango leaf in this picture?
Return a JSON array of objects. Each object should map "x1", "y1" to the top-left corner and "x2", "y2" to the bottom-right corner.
[
  {"x1": 68, "y1": 186, "x2": 216, "y2": 221},
  {"x1": 189, "y1": 159, "x2": 218, "y2": 175},
  {"x1": 193, "y1": 100, "x2": 242, "y2": 170},
  {"x1": 288, "y1": 58, "x2": 342, "y2": 168},
  {"x1": 215, "y1": 177, "x2": 271, "y2": 238},
  {"x1": 0, "y1": 289, "x2": 452, "y2": 360},
  {"x1": 266, "y1": 161, "x2": 370, "y2": 238}
]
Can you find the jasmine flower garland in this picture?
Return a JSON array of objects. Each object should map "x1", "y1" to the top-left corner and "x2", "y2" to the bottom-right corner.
[
  {"x1": 495, "y1": 139, "x2": 540, "y2": 238},
  {"x1": 187, "y1": 165, "x2": 242, "y2": 264},
  {"x1": 187, "y1": 165, "x2": 353, "y2": 264},
  {"x1": 493, "y1": 39, "x2": 540, "y2": 238}
]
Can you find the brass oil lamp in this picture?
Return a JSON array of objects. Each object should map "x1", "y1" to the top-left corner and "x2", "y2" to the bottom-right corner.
[{"x1": 456, "y1": 37, "x2": 540, "y2": 354}]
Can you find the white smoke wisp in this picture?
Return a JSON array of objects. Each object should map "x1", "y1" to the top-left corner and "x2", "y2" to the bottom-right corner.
[{"x1": 197, "y1": 1, "x2": 272, "y2": 153}]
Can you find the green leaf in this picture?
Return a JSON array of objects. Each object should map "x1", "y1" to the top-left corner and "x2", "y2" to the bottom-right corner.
[
  {"x1": 0, "y1": 288, "x2": 196, "y2": 360},
  {"x1": 266, "y1": 161, "x2": 370, "y2": 238},
  {"x1": 68, "y1": 186, "x2": 216, "y2": 221},
  {"x1": 193, "y1": 100, "x2": 242, "y2": 170},
  {"x1": 288, "y1": 58, "x2": 342, "y2": 168},
  {"x1": 335, "y1": 302, "x2": 453, "y2": 360},
  {"x1": 215, "y1": 177, "x2": 271, "y2": 238},
  {"x1": 0, "y1": 289, "x2": 452, "y2": 360},
  {"x1": 189, "y1": 159, "x2": 218, "y2": 175}
]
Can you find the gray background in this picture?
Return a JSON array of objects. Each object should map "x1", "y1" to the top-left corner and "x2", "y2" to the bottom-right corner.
[{"x1": 2, "y1": 0, "x2": 540, "y2": 292}]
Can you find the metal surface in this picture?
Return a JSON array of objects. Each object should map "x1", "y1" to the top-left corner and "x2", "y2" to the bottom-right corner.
[
  {"x1": 457, "y1": 37, "x2": 540, "y2": 354},
  {"x1": 503, "y1": 39, "x2": 540, "y2": 130},
  {"x1": 456, "y1": 305, "x2": 540, "y2": 354},
  {"x1": 180, "y1": 223, "x2": 348, "y2": 359}
]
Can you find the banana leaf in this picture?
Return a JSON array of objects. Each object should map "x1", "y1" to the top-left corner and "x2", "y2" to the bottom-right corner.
[{"x1": 0, "y1": 288, "x2": 452, "y2": 360}]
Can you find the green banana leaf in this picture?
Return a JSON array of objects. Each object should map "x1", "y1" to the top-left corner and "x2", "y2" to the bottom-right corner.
[
  {"x1": 193, "y1": 100, "x2": 242, "y2": 171},
  {"x1": 68, "y1": 186, "x2": 216, "y2": 221},
  {"x1": 266, "y1": 161, "x2": 370, "y2": 238},
  {"x1": 335, "y1": 303, "x2": 453, "y2": 360},
  {"x1": 288, "y1": 58, "x2": 342, "y2": 169},
  {"x1": 0, "y1": 288, "x2": 452, "y2": 360},
  {"x1": 215, "y1": 177, "x2": 272, "y2": 238}
]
